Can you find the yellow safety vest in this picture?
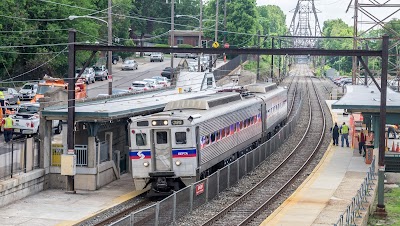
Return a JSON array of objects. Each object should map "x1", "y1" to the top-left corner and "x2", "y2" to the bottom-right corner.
[
  {"x1": 4, "y1": 117, "x2": 13, "y2": 129},
  {"x1": 341, "y1": 125, "x2": 349, "y2": 134},
  {"x1": 0, "y1": 91, "x2": 4, "y2": 100}
]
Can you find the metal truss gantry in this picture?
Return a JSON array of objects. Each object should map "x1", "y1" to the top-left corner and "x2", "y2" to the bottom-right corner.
[
  {"x1": 348, "y1": 0, "x2": 400, "y2": 85},
  {"x1": 289, "y1": 0, "x2": 322, "y2": 48}
]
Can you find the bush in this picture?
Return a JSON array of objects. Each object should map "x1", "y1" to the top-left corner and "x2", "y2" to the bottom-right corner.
[
  {"x1": 177, "y1": 44, "x2": 193, "y2": 48},
  {"x1": 154, "y1": 44, "x2": 170, "y2": 48}
]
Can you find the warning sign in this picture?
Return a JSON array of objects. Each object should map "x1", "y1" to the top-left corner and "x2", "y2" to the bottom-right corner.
[
  {"x1": 212, "y1": 41, "x2": 220, "y2": 48},
  {"x1": 196, "y1": 182, "x2": 205, "y2": 195}
]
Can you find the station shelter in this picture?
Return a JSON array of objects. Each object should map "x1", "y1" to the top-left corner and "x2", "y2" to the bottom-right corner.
[{"x1": 332, "y1": 85, "x2": 400, "y2": 171}]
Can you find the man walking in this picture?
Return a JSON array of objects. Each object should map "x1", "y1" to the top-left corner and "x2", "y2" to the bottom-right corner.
[
  {"x1": 332, "y1": 122, "x2": 339, "y2": 146},
  {"x1": 357, "y1": 129, "x2": 367, "y2": 157},
  {"x1": 340, "y1": 122, "x2": 350, "y2": 147}
]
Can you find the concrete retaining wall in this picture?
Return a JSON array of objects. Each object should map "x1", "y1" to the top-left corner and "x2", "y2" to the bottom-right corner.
[{"x1": 0, "y1": 169, "x2": 45, "y2": 208}]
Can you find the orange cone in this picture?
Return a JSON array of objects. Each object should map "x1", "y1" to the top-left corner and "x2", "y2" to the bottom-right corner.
[
  {"x1": 392, "y1": 142, "x2": 395, "y2": 152},
  {"x1": 396, "y1": 142, "x2": 400, "y2": 152}
]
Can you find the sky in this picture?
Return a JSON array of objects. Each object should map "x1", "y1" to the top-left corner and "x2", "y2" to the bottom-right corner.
[{"x1": 256, "y1": 0, "x2": 399, "y2": 32}]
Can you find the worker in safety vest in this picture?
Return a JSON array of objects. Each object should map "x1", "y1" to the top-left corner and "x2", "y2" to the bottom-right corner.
[
  {"x1": 0, "y1": 89, "x2": 5, "y2": 114},
  {"x1": 3, "y1": 115, "x2": 13, "y2": 143},
  {"x1": 340, "y1": 122, "x2": 350, "y2": 148}
]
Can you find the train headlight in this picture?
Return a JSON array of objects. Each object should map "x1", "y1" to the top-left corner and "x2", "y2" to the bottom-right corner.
[
  {"x1": 163, "y1": 120, "x2": 168, "y2": 125},
  {"x1": 175, "y1": 160, "x2": 182, "y2": 166},
  {"x1": 143, "y1": 161, "x2": 150, "y2": 167},
  {"x1": 152, "y1": 121, "x2": 157, "y2": 126}
]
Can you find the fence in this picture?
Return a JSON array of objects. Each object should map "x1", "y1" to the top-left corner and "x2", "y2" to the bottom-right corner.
[
  {"x1": 0, "y1": 137, "x2": 40, "y2": 181},
  {"x1": 334, "y1": 157, "x2": 376, "y2": 226},
  {"x1": 51, "y1": 144, "x2": 88, "y2": 167},
  {"x1": 213, "y1": 55, "x2": 248, "y2": 80},
  {"x1": 110, "y1": 97, "x2": 303, "y2": 226}
]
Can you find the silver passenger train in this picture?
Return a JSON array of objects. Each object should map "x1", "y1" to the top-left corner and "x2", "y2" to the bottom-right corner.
[{"x1": 128, "y1": 83, "x2": 288, "y2": 196}]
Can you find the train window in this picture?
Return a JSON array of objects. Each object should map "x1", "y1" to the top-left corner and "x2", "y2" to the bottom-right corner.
[
  {"x1": 221, "y1": 128, "x2": 225, "y2": 138},
  {"x1": 215, "y1": 130, "x2": 220, "y2": 140},
  {"x1": 225, "y1": 126, "x2": 230, "y2": 136},
  {"x1": 210, "y1": 133, "x2": 216, "y2": 143},
  {"x1": 175, "y1": 132, "x2": 187, "y2": 144},
  {"x1": 156, "y1": 131, "x2": 168, "y2": 144},
  {"x1": 136, "y1": 133, "x2": 147, "y2": 146},
  {"x1": 251, "y1": 117, "x2": 254, "y2": 125},
  {"x1": 231, "y1": 124, "x2": 235, "y2": 134},
  {"x1": 240, "y1": 121, "x2": 243, "y2": 130}
]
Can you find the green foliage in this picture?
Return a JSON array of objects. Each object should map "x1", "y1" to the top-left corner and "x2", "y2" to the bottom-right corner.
[
  {"x1": 118, "y1": 39, "x2": 136, "y2": 61},
  {"x1": 177, "y1": 44, "x2": 193, "y2": 48},
  {"x1": 368, "y1": 187, "x2": 400, "y2": 225},
  {"x1": 321, "y1": 19, "x2": 353, "y2": 75},
  {"x1": 154, "y1": 44, "x2": 170, "y2": 48}
]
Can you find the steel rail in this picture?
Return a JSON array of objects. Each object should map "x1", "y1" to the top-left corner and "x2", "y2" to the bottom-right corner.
[
  {"x1": 238, "y1": 76, "x2": 326, "y2": 225},
  {"x1": 92, "y1": 199, "x2": 153, "y2": 226},
  {"x1": 287, "y1": 76, "x2": 300, "y2": 118},
  {"x1": 200, "y1": 74, "x2": 325, "y2": 226}
]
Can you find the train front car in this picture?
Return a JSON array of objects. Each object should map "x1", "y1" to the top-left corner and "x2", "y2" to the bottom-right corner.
[
  {"x1": 129, "y1": 84, "x2": 288, "y2": 197},
  {"x1": 129, "y1": 114, "x2": 197, "y2": 197}
]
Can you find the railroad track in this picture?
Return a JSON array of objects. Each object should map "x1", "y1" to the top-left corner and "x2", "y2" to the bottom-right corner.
[{"x1": 201, "y1": 75, "x2": 326, "y2": 226}]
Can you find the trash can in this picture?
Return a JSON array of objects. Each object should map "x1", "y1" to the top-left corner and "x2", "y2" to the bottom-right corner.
[{"x1": 365, "y1": 144, "x2": 374, "y2": 164}]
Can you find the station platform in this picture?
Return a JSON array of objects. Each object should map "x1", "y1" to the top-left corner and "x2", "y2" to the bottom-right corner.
[
  {"x1": 0, "y1": 173, "x2": 145, "y2": 226},
  {"x1": 261, "y1": 100, "x2": 379, "y2": 226}
]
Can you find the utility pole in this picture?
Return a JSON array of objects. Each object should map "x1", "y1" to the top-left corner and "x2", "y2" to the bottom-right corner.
[
  {"x1": 352, "y1": 0, "x2": 358, "y2": 85},
  {"x1": 223, "y1": 0, "x2": 227, "y2": 44},
  {"x1": 107, "y1": 0, "x2": 113, "y2": 95},
  {"x1": 257, "y1": 30, "x2": 260, "y2": 81},
  {"x1": 171, "y1": 0, "x2": 175, "y2": 69},
  {"x1": 278, "y1": 39, "x2": 282, "y2": 82},
  {"x1": 198, "y1": 0, "x2": 203, "y2": 72},
  {"x1": 67, "y1": 29, "x2": 76, "y2": 193},
  {"x1": 270, "y1": 37, "x2": 275, "y2": 81},
  {"x1": 214, "y1": 0, "x2": 219, "y2": 68}
]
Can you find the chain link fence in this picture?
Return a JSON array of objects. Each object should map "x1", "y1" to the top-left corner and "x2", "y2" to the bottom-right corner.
[{"x1": 110, "y1": 97, "x2": 303, "y2": 226}]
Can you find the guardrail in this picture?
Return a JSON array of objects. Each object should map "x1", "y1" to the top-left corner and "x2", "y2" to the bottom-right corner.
[
  {"x1": 334, "y1": 157, "x2": 376, "y2": 226},
  {"x1": 110, "y1": 96, "x2": 303, "y2": 226}
]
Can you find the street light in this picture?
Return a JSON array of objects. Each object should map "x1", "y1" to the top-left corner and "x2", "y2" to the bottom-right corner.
[{"x1": 68, "y1": 13, "x2": 113, "y2": 96}]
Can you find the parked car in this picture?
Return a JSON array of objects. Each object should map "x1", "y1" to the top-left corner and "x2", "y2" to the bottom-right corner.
[
  {"x1": 143, "y1": 79, "x2": 164, "y2": 89},
  {"x1": 152, "y1": 76, "x2": 171, "y2": 87},
  {"x1": 161, "y1": 67, "x2": 175, "y2": 79},
  {"x1": 11, "y1": 103, "x2": 62, "y2": 135},
  {"x1": 150, "y1": 52, "x2": 164, "y2": 62},
  {"x1": 0, "y1": 87, "x2": 20, "y2": 105},
  {"x1": 173, "y1": 53, "x2": 197, "y2": 59},
  {"x1": 94, "y1": 65, "x2": 108, "y2": 81},
  {"x1": 122, "y1": 60, "x2": 138, "y2": 70},
  {"x1": 19, "y1": 82, "x2": 38, "y2": 100},
  {"x1": 79, "y1": 67, "x2": 96, "y2": 84},
  {"x1": 97, "y1": 89, "x2": 129, "y2": 97},
  {"x1": 129, "y1": 81, "x2": 151, "y2": 92}
]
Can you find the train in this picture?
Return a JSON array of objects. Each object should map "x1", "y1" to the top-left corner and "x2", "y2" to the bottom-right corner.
[{"x1": 128, "y1": 83, "x2": 288, "y2": 196}]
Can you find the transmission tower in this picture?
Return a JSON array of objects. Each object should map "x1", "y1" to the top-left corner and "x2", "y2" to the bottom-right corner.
[{"x1": 289, "y1": 0, "x2": 322, "y2": 47}]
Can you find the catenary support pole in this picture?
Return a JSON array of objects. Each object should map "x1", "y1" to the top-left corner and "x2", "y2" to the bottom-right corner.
[
  {"x1": 170, "y1": 0, "x2": 175, "y2": 69},
  {"x1": 198, "y1": 0, "x2": 203, "y2": 72},
  {"x1": 67, "y1": 29, "x2": 76, "y2": 193},
  {"x1": 107, "y1": 0, "x2": 113, "y2": 95},
  {"x1": 257, "y1": 30, "x2": 260, "y2": 81},
  {"x1": 376, "y1": 35, "x2": 389, "y2": 217},
  {"x1": 271, "y1": 37, "x2": 275, "y2": 80}
]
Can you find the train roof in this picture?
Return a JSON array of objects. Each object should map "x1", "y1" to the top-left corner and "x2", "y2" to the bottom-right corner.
[
  {"x1": 164, "y1": 92, "x2": 242, "y2": 111},
  {"x1": 245, "y1": 83, "x2": 278, "y2": 93}
]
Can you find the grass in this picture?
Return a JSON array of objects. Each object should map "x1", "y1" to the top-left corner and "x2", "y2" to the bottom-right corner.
[{"x1": 368, "y1": 186, "x2": 400, "y2": 226}]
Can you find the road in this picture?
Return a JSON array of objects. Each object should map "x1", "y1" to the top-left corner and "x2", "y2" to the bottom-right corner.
[{"x1": 87, "y1": 57, "x2": 171, "y2": 98}]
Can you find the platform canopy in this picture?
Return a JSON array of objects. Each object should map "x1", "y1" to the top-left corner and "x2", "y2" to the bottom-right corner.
[{"x1": 332, "y1": 85, "x2": 400, "y2": 113}]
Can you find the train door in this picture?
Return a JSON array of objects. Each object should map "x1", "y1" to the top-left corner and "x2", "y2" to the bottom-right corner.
[{"x1": 152, "y1": 130, "x2": 172, "y2": 171}]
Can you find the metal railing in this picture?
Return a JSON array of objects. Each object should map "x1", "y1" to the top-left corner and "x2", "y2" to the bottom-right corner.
[
  {"x1": 334, "y1": 157, "x2": 376, "y2": 226},
  {"x1": 110, "y1": 97, "x2": 303, "y2": 226},
  {"x1": 0, "y1": 137, "x2": 40, "y2": 180},
  {"x1": 50, "y1": 144, "x2": 88, "y2": 167},
  {"x1": 213, "y1": 55, "x2": 248, "y2": 80}
]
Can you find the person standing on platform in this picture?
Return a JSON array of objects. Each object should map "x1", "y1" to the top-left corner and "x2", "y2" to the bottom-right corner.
[
  {"x1": 357, "y1": 129, "x2": 367, "y2": 157},
  {"x1": 0, "y1": 88, "x2": 5, "y2": 115},
  {"x1": 387, "y1": 125, "x2": 397, "y2": 139},
  {"x1": 340, "y1": 122, "x2": 350, "y2": 147},
  {"x1": 332, "y1": 122, "x2": 339, "y2": 146}
]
